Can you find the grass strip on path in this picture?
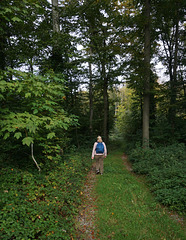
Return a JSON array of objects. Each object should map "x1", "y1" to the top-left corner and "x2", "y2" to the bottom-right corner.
[{"x1": 95, "y1": 150, "x2": 186, "y2": 240}]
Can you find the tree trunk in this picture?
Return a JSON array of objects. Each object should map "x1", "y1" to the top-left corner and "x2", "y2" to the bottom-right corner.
[
  {"x1": 143, "y1": 0, "x2": 151, "y2": 148},
  {"x1": 181, "y1": 72, "x2": 186, "y2": 97},
  {"x1": 168, "y1": 18, "x2": 179, "y2": 130},
  {"x1": 0, "y1": 35, "x2": 6, "y2": 70},
  {"x1": 52, "y1": 0, "x2": 59, "y2": 33},
  {"x1": 51, "y1": 0, "x2": 60, "y2": 72},
  {"x1": 89, "y1": 51, "x2": 94, "y2": 137},
  {"x1": 29, "y1": 58, "x2": 34, "y2": 73},
  {"x1": 102, "y1": 62, "x2": 109, "y2": 144}
]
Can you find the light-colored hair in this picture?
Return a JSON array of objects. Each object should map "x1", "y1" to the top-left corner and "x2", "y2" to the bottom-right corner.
[{"x1": 97, "y1": 136, "x2": 102, "y2": 142}]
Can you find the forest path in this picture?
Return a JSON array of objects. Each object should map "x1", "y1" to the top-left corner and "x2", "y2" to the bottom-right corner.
[
  {"x1": 74, "y1": 151, "x2": 185, "y2": 240},
  {"x1": 75, "y1": 161, "x2": 98, "y2": 240}
]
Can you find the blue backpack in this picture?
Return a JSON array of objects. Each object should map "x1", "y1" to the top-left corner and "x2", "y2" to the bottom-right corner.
[{"x1": 96, "y1": 142, "x2": 104, "y2": 154}]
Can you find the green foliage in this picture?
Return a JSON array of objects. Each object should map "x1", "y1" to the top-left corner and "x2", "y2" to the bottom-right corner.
[
  {"x1": 0, "y1": 0, "x2": 50, "y2": 71},
  {"x1": 110, "y1": 86, "x2": 142, "y2": 152},
  {"x1": 111, "y1": 81, "x2": 185, "y2": 152},
  {"x1": 0, "y1": 69, "x2": 78, "y2": 148},
  {"x1": 151, "y1": 115, "x2": 186, "y2": 145},
  {"x1": 0, "y1": 69, "x2": 79, "y2": 171},
  {"x1": 0, "y1": 151, "x2": 91, "y2": 239},
  {"x1": 129, "y1": 143, "x2": 186, "y2": 213}
]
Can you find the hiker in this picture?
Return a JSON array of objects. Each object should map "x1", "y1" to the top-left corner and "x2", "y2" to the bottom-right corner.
[{"x1": 91, "y1": 136, "x2": 107, "y2": 175}]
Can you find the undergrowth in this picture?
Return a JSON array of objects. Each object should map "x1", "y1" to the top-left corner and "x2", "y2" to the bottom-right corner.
[
  {"x1": 129, "y1": 143, "x2": 186, "y2": 214},
  {"x1": 0, "y1": 149, "x2": 92, "y2": 239}
]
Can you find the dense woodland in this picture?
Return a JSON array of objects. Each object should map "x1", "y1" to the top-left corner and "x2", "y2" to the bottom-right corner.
[
  {"x1": 0, "y1": 0, "x2": 185, "y2": 239},
  {"x1": 0, "y1": 0, "x2": 185, "y2": 149}
]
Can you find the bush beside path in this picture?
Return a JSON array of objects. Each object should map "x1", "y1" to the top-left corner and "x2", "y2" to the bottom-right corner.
[
  {"x1": 76, "y1": 150, "x2": 186, "y2": 240},
  {"x1": 0, "y1": 152, "x2": 91, "y2": 239}
]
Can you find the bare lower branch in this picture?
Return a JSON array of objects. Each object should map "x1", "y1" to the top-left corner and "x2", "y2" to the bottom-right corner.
[{"x1": 31, "y1": 143, "x2": 41, "y2": 172}]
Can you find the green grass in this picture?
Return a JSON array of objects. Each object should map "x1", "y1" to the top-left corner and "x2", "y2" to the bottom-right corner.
[{"x1": 95, "y1": 150, "x2": 186, "y2": 240}]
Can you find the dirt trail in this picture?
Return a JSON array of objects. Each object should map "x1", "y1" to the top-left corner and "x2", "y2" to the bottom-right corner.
[
  {"x1": 122, "y1": 153, "x2": 133, "y2": 172},
  {"x1": 75, "y1": 154, "x2": 185, "y2": 239},
  {"x1": 74, "y1": 154, "x2": 134, "y2": 240},
  {"x1": 75, "y1": 162, "x2": 99, "y2": 240}
]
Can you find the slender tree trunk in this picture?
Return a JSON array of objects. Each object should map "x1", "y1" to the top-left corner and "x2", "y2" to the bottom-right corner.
[
  {"x1": 168, "y1": 18, "x2": 179, "y2": 130},
  {"x1": 29, "y1": 58, "x2": 34, "y2": 73},
  {"x1": 143, "y1": 0, "x2": 151, "y2": 148},
  {"x1": 181, "y1": 72, "x2": 186, "y2": 97},
  {"x1": 0, "y1": 35, "x2": 6, "y2": 70},
  {"x1": 52, "y1": 0, "x2": 60, "y2": 72},
  {"x1": 89, "y1": 53, "x2": 94, "y2": 137},
  {"x1": 52, "y1": 0, "x2": 59, "y2": 33},
  {"x1": 140, "y1": 95, "x2": 143, "y2": 128},
  {"x1": 102, "y1": 62, "x2": 109, "y2": 144}
]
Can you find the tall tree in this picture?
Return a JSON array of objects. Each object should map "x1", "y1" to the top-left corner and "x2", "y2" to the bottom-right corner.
[
  {"x1": 88, "y1": 49, "x2": 94, "y2": 136},
  {"x1": 52, "y1": 0, "x2": 59, "y2": 33},
  {"x1": 114, "y1": 0, "x2": 153, "y2": 146},
  {"x1": 51, "y1": 0, "x2": 61, "y2": 72},
  {"x1": 143, "y1": 0, "x2": 151, "y2": 147},
  {"x1": 78, "y1": 0, "x2": 123, "y2": 142},
  {"x1": 154, "y1": 0, "x2": 185, "y2": 131}
]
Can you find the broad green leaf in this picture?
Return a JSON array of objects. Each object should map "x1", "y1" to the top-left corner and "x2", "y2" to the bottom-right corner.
[
  {"x1": 17, "y1": 87, "x2": 22, "y2": 93},
  {"x1": 14, "y1": 132, "x2": 22, "y2": 139},
  {"x1": 25, "y1": 92, "x2": 31, "y2": 98},
  {"x1": 47, "y1": 132, "x2": 56, "y2": 139},
  {"x1": 22, "y1": 137, "x2": 34, "y2": 146},
  {"x1": 0, "y1": 94, "x2": 5, "y2": 100},
  {"x1": 35, "y1": 3, "x2": 42, "y2": 8},
  {"x1": 63, "y1": 124, "x2": 68, "y2": 130},
  {"x1": 12, "y1": 6, "x2": 20, "y2": 11},
  {"x1": 45, "y1": 124, "x2": 51, "y2": 130},
  {"x1": 4, "y1": 8, "x2": 12, "y2": 13},
  {"x1": 33, "y1": 109, "x2": 38, "y2": 114},
  {"x1": 12, "y1": 16, "x2": 22, "y2": 22},
  {"x1": 0, "y1": 80, "x2": 7, "y2": 91},
  {"x1": 4, "y1": 132, "x2": 10, "y2": 140}
]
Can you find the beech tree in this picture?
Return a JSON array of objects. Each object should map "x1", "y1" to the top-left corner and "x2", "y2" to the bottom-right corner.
[
  {"x1": 143, "y1": 0, "x2": 151, "y2": 147},
  {"x1": 114, "y1": 0, "x2": 153, "y2": 147},
  {"x1": 77, "y1": 0, "x2": 124, "y2": 142},
  {"x1": 154, "y1": 0, "x2": 185, "y2": 131}
]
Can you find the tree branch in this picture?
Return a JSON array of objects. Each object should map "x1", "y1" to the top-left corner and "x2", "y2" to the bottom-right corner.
[{"x1": 31, "y1": 143, "x2": 41, "y2": 172}]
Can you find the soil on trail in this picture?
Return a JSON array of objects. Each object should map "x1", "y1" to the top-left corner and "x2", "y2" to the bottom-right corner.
[
  {"x1": 122, "y1": 153, "x2": 133, "y2": 172},
  {"x1": 75, "y1": 161, "x2": 99, "y2": 240}
]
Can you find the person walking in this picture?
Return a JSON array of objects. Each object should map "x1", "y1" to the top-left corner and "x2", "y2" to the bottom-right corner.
[{"x1": 91, "y1": 136, "x2": 107, "y2": 175}]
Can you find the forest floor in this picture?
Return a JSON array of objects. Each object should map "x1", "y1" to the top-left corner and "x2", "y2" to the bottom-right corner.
[{"x1": 74, "y1": 151, "x2": 185, "y2": 240}]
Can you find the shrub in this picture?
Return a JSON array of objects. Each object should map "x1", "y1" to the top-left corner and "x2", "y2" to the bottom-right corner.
[
  {"x1": 0, "y1": 151, "x2": 91, "y2": 239},
  {"x1": 129, "y1": 143, "x2": 186, "y2": 213},
  {"x1": 0, "y1": 69, "x2": 78, "y2": 171}
]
